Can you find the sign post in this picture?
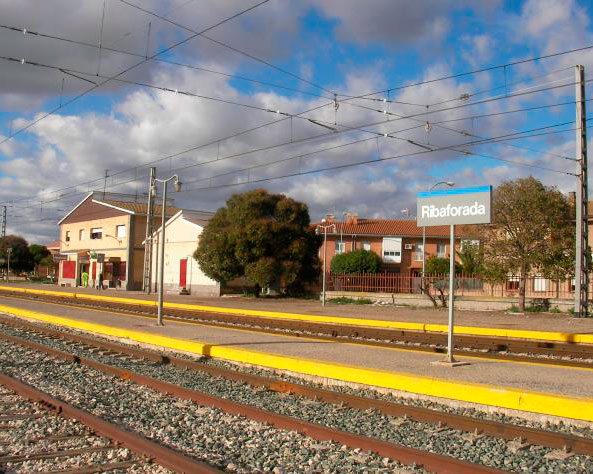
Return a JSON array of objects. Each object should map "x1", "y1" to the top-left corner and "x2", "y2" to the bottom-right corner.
[{"x1": 417, "y1": 185, "x2": 492, "y2": 366}]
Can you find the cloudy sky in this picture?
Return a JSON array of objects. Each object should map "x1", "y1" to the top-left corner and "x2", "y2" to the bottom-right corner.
[{"x1": 0, "y1": 0, "x2": 592, "y2": 243}]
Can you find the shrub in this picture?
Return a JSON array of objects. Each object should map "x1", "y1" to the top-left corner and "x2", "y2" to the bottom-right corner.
[
  {"x1": 330, "y1": 249, "x2": 382, "y2": 274},
  {"x1": 328, "y1": 297, "x2": 373, "y2": 305}
]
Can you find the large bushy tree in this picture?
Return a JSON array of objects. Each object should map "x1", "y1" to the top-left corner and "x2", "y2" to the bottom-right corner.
[
  {"x1": 194, "y1": 189, "x2": 322, "y2": 294},
  {"x1": 0, "y1": 235, "x2": 34, "y2": 273},
  {"x1": 480, "y1": 177, "x2": 574, "y2": 311}
]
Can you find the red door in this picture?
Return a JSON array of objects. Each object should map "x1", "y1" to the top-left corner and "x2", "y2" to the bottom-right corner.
[{"x1": 179, "y1": 258, "x2": 187, "y2": 288}]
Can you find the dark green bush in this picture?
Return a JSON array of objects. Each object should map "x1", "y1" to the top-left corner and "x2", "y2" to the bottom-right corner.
[{"x1": 330, "y1": 249, "x2": 382, "y2": 274}]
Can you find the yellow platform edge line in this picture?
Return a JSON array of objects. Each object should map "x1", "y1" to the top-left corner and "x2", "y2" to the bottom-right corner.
[
  {"x1": 2, "y1": 285, "x2": 593, "y2": 345},
  {"x1": 1, "y1": 303, "x2": 593, "y2": 423}
]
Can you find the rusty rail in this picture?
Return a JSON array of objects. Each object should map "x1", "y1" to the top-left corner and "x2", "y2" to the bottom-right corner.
[
  {"x1": 3, "y1": 315, "x2": 593, "y2": 457},
  {"x1": 0, "y1": 329, "x2": 502, "y2": 474},
  {"x1": 0, "y1": 371, "x2": 220, "y2": 474}
]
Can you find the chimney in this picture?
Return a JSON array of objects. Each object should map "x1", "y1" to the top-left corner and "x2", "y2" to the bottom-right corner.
[{"x1": 345, "y1": 212, "x2": 359, "y2": 225}]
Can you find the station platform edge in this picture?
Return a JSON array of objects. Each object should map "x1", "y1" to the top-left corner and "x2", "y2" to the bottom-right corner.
[
  {"x1": 1, "y1": 302, "x2": 593, "y2": 424},
  {"x1": 1, "y1": 285, "x2": 592, "y2": 345}
]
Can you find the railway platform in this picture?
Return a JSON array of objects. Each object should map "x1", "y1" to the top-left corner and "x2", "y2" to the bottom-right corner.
[
  {"x1": 2, "y1": 282, "x2": 593, "y2": 344},
  {"x1": 0, "y1": 291, "x2": 593, "y2": 425}
]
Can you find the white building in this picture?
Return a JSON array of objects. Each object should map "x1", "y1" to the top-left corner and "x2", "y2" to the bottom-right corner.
[{"x1": 149, "y1": 209, "x2": 220, "y2": 296}]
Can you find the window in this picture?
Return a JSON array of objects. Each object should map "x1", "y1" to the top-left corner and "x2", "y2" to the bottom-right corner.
[
  {"x1": 382, "y1": 237, "x2": 402, "y2": 263},
  {"x1": 437, "y1": 243, "x2": 446, "y2": 258},
  {"x1": 65, "y1": 231, "x2": 70, "y2": 242},
  {"x1": 507, "y1": 275, "x2": 519, "y2": 291},
  {"x1": 116, "y1": 225, "x2": 126, "y2": 239},
  {"x1": 362, "y1": 241, "x2": 371, "y2": 251},
  {"x1": 90, "y1": 227, "x2": 103, "y2": 240},
  {"x1": 79, "y1": 229, "x2": 85, "y2": 240},
  {"x1": 533, "y1": 275, "x2": 547, "y2": 292},
  {"x1": 335, "y1": 241, "x2": 346, "y2": 255},
  {"x1": 413, "y1": 243, "x2": 424, "y2": 262}
]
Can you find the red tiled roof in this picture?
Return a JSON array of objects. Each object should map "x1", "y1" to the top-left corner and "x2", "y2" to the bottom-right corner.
[{"x1": 314, "y1": 218, "x2": 475, "y2": 238}]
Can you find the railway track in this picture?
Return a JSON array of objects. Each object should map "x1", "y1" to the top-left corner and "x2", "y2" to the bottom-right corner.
[
  {"x1": 0, "y1": 372, "x2": 216, "y2": 473},
  {"x1": 0, "y1": 315, "x2": 592, "y2": 473},
  {"x1": 2, "y1": 289, "x2": 593, "y2": 367}
]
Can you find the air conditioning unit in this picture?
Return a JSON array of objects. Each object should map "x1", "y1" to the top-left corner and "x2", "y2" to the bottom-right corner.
[{"x1": 404, "y1": 244, "x2": 414, "y2": 250}]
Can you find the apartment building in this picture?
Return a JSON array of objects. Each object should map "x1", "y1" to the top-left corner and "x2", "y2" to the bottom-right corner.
[{"x1": 316, "y1": 214, "x2": 477, "y2": 275}]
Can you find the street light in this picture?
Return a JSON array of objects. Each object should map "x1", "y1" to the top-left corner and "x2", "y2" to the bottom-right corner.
[
  {"x1": 153, "y1": 175, "x2": 182, "y2": 326},
  {"x1": 6, "y1": 247, "x2": 12, "y2": 281},
  {"x1": 316, "y1": 218, "x2": 336, "y2": 306},
  {"x1": 422, "y1": 181, "x2": 455, "y2": 275}
]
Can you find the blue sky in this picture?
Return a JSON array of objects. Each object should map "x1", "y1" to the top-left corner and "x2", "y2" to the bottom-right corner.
[{"x1": 0, "y1": 0, "x2": 592, "y2": 242}]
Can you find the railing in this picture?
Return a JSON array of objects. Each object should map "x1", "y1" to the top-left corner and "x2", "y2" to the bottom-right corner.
[{"x1": 325, "y1": 273, "x2": 588, "y2": 300}]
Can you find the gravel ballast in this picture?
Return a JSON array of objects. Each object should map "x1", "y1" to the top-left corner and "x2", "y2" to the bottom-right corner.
[
  {"x1": 1, "y1": 320, "x2": 593, "y2": 472},
  {"x1": 0, "y1": 338, "x2": 418, "y2": 473}
]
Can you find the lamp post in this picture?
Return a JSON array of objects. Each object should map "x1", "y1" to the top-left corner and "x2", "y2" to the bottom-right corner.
[
  {"x1": 153, "y1": 175, "x2": 182, "y2": 326},
  {"x1": 316, "y1": 219, "x2": 336, "y2": 306},
  {"x1": 6, "y1": 247, "x2": 12, "y2": 281},
  {"x1": 423, "y1": 181, "x2": 455, "y2": 275}
]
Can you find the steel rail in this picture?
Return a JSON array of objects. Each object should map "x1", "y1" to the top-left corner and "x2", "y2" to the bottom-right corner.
[
  {"x1": 0, "y1": 371, "x2": 221, "y2": 474},
  {"x1": 0, "y1": 329, "x2": 503, "y2": 474},
  {"x1": 2, "y1": 290, "x2": 593, "y2": 365},
  {"x1": 2, "y1": 317, "x2": 593, "y2": 457}
]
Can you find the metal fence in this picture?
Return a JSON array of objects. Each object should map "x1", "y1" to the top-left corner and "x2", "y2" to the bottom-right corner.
[{"x1": 325, "y1": 273, "x2": 586, "y2": 300}]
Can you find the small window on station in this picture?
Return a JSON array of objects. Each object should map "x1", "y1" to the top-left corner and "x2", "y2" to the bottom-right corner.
[
  {"x1": 90, "y1": 227, "x2": 103, "y2": 240},
  {"x1": 116, "y1": 225, "x2": 126, "y2": 238}
]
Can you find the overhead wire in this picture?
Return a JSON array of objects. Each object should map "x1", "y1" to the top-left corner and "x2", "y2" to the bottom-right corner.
[
  {"x1": 0, "y1": 0, "x2": 272, "y2": 146},
  {"x1": 1, "y1": 76, "x2": 587, "y2": 208},
  {"x1": 7, "y1": 117, "x2": 587, "y2": 220},
  {"x1": 0, "y1": 23, "x2": 333, "y2": 100},
  {"x1": 116, "y1": 0, "x2": 336, "y2": 96}
]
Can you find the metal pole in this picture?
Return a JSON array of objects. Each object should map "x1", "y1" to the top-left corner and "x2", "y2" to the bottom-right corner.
[
  {"x1": 322, "y1": 228, "x2": 327, "y2": 306},
  {"x1": 1, "y1": 206, "x2": 6, "y2": 238},
  {"x1": 574, "y1": 64, "x2": 589, "y2": 318},
  {"x1": 422, "y1": 226, "x2": 426, "y2": 276},
  {"x1": 157, "y1": 181, "x2": 167, "y2": 326},
  {"x1": 447, "y1": 224, "x2": 455, "y2": 362},
  {"x1": 143, "y1": 167, "x2": 156, "y2": 293},
  {"x1": 6, "y1": 248, "x2": 11, "y2": 282}
]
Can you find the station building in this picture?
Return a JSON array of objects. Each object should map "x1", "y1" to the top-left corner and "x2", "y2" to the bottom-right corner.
[
  {"x1": 315, "y1": 213, "x2": 478, "y2": 276},
  {"x1": 56, "y1": 192, "x2": 181, "y2": 290},
  {"x1": 147, "y1": 209, "x2": 219, "y2": 296}
]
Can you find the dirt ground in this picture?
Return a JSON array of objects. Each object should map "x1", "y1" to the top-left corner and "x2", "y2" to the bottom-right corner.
[{"x1": 3, "y1": 282, "x2": 593, "y2": 333}]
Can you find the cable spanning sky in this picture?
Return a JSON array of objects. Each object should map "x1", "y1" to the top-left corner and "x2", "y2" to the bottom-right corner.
[{"x1": 1, "y1": 0, "x2": 593, "y2": 242}]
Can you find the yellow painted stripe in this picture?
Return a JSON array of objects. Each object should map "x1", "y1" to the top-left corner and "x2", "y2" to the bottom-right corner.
[
  {"x1": 1, "y1": 303, "x2": 593, "y2": 422},
  {"x1": 2, "y1": 285, "x2": 593, "y2": 344}
]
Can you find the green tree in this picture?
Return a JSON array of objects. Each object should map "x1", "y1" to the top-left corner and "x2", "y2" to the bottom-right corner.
[
  {"x1": 480, "y1": 177, "x2": 574, "y2": 312},
  {"x1": 194, "y1": 189, "x2": 322, "y2": 295},
  {"x1": 0, "y1": 235, "x2": 34, "y2": 273},
  {"x1": 330, "y1": 249, "x2": 382, "y2": 274},
  {"x1": 425, "y1": 256, "x2": 461, "y2": 275},
  {"x1": 29, "y1": 244, "x2": 50, "y2": 275},
  {"x1": 457, "y1": 242, "x2": 483, "y2": 276}
]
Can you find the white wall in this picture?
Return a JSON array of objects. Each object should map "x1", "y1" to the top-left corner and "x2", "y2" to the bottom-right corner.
[{"x1": 151, "y1": 216, "x2": 220, "y2": 296}]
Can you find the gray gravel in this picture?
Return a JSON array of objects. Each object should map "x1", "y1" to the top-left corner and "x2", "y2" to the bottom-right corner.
[
  {"x1": 2, "y1": 321, "x2": 593, "y2": 473},
  {"x1": 0, "y1": 339, "x2": 417, "y2": 473},
  {"x1": 0, "y1": 386, "x2": 170, "y2": 473}
]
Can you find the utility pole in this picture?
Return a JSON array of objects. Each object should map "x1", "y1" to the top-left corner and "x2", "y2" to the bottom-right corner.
[
  {"x1": 575, "y1": 64, "x2": 589, "y2": 318},
  {"x1": 1, "y1": 206, "x2": 6, "y2": 238},
  {"x1": 142, "y1": 167, "x2": 156, "y2": 293}
]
